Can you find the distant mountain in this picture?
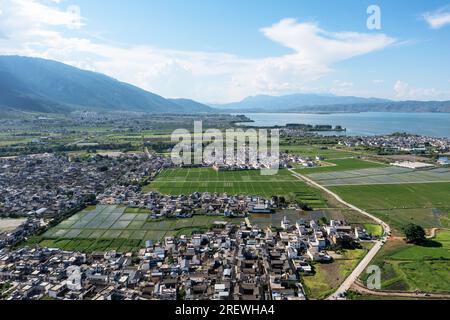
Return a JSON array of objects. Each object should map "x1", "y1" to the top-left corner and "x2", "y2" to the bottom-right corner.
[
  {"x1": 283, "y1": 101, "x2": 450, "y2": 113},
  {"x1": 212, "y1": 93, "x2": 450, "y2": 113},
  {"x1": 213, "y1": 93, "x2": 390, "y2": 111},
  {"x1": 167, "y1": 98, "x2": 213, "y2": 113},
  {"x1": 0, "y1": 56, "x2": 213, "y2": 114}
]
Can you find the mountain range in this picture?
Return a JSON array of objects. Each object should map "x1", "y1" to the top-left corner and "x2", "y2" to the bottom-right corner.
[
  {"x1": 212, "y1": 94, "x2": 390, "y2": 110},
  {"x1": 212, "y1": 94, "x2": 450, "y2": 113},
  {"x1": 1, "y1": 55, "x2": 449, "y2": 115},
  {"x1": 0, "y1": 56, "x2": 213, "y2": 114}
]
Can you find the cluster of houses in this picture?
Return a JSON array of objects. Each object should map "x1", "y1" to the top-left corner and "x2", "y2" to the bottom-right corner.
[
  {"x1": 339, "y1": 134, "x2": 450, "y2": 154},
  {"x1": 209, "y1": 152, "x2": 319, "y2": 172},
  {"x1": 0, "y1": 218, "x2": 44, "y2": 250},
  {"x1": 0, "y1": 218, "x2": 375, "y2": 300},
  {"x1": 280, "y1": 153, "x2": 322, "y2": 168},
  {"x1": 279, "y1": 126, "x2": 345, "y2": 138},
  {"x1": 0, "y1": 153, "x2": 171, "y2": 218},
  {"x1": 98, "y1": 190, "x2": 289, "y2": 218}
]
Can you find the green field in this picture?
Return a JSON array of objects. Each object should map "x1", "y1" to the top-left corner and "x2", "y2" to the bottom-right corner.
[
  {"x1": 303, "y1": 243, "x2": 372, "y2": 299},
  {"x1": 307, "y1": 167, "x2": 450, "y2": 186},
  {"x1": 39, "y1": 205, "x2": 243, "y2": 252},
  {"x1": 364, "y1": 224, "x2": 384, "y2": 237},
  {"x1": 329, "y1": 183, "x2": 450, "y2": 232},
  {"x1": 360, "y1": 231, "x2": 450, "y2": 293},
  {"x1": 145, "y1": 168, "x2": 327, "y2": 208},
  {"x1": 296, "y1": 158, "x2": 387, "y2": 174},
  {"x1": 281, "y1": 145, "x2": 356, "y2": 159}
]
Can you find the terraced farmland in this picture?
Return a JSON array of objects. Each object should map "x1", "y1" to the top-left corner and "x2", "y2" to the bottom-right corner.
[{"x1": 146, "y1": 168, "x2": 327, "y2": 207}]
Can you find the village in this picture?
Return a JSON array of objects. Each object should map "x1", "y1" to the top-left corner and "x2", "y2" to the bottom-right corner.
[
  {"x1": 1, "y1": 130, "x2": 446, "y2": 301},
  {"x1": 0, "y1": 217, "x2": 373, "y2": 300},
  {"x1": 339, "y1": 134, "x2": 450, "y2": 154},
  {"x1": 0, "y1": 153, "x2": 172, "y2": 218}
]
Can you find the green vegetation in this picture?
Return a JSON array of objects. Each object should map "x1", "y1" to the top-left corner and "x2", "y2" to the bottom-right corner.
[
  {"x1": 307, "y1": 166, "x2": 450, "y2": 187},
  {"x1": 303, "y1": 244, "x2": 372, "y2": 299},
  {"x1": 281, "y1": 145, "x2": 356, "y2": 159},
  {"x1": 329, "y1": 182, "x2": 450, "y2": 232},
  {"x1": 403, "y1": 224, "x2": 426, "y2": 244},
  {"x1": 123, "y1": 207, "x2": 151, "y2": 214},
  {"x1": 0, "y1": 282, "x2": 12, "y2": 299},
  {"x1": 296, "y1": 158, "x2": 386, "y2": 174},
  {"x1": 145, "y1": 168, "x2": 327, "y2": 208},
  {"x1": 361, "y1": 231, "x2": 450, "y2": 293},
  {"x1": 364, "y1": 224, "x2": 384, "y2": 237}
]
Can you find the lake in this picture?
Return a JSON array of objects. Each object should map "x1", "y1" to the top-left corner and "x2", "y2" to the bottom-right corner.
[{"x1": 239, "y1": 112, "x2": 450, "y2": 138}]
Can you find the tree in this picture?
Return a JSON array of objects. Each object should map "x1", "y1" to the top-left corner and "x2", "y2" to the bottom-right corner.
[
  {"x1": 403, "y1": 224, "x2": 426, "y2": 244},
  {"x1": 319, "y1": 216, "x2": 329, "y2": 226},
  {"x1": 82, "y1": 193, "x2": 97, "y2": 205}
]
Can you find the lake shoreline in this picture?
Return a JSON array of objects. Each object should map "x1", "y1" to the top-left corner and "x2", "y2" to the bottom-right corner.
[{"x1": 238, "y1": 112, "x2": 450, "y2": 138}]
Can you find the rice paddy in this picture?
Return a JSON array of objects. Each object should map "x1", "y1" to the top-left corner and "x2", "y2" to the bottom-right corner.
[
  {"x1": 40, "y1": 205, "x2": 243, "y2": 252},
  {"x1": 145, "y1": 168, "x2": 327, "y2": 208},
  {"x1": 306, "y1": 166, "x2": 450, "y2": 186}
]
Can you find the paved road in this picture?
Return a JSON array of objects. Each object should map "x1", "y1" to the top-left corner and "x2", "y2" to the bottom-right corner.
[{"x1": 289, "y1": 169, "x2": 391, "y2": 300}]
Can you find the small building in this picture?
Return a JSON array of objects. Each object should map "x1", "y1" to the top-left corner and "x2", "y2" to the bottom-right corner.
[{"x1": 437, "y1": 157, "x2": 450, "y2": 166}]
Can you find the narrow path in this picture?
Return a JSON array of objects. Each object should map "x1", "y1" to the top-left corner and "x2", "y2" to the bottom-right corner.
[
  {"x1": 426, "y1": 227, "x2": 450, "y2": 239},
  {"x1": 288, "y1": 168, "x2": 391, "y2": 300},
  {"x1": 352, "y1": 280, "x2": 450, "y2": 299}
]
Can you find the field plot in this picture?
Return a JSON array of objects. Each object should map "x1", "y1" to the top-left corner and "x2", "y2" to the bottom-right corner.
[
  {"x1": 40, "y1": 205, "x2": 243, "y2": 252},
  {"x1": 281, "y1": 145, "x2": 356, "y2": 159},
  {"x1": 296, "y1": 158, "x2": 387, "y2": 175},
  {"x1": 308, "y1": 167, "x2": 450, "y2": 186},
  {"x1": 361, "y1": 231, "x2": 450, "y2": 293},
  {"x1": 146, "y1": 168, "x2": 327, "y2": 207},
  {"x1": 303, "y1": 243, "x2": 373, "y2": 299},
  {"x1": 329, "y1": 183, "x2": 450, "y2": 232}
]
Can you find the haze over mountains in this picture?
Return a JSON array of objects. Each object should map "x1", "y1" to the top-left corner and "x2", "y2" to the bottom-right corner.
[
  {"x1": 0, "y1": 55, "x2": 449, "y2": 115},
  {"x1": 0, "y1": 56, "x2": 213, "y2": 114},
  {"x1": 213, "y1": 94, "x2": 450, "y2": 113},
  {"x1": 213, "y1": 94, "x2": 390, "y2": 110}
]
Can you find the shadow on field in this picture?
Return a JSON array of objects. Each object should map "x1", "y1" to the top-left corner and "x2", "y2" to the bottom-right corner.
[{"x1": 417, "y1": 239, "x2": 442, "y2": 248}]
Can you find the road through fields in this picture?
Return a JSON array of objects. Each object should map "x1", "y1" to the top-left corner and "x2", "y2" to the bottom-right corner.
[{"x1": 288, "y1": 169, "x2": 391, "y2": 300}]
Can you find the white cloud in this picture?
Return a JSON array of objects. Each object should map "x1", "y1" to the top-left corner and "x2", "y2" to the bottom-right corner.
[
  {"x1": 261, "y1": 19, "x2": 394, "y2": 68},
  {"x1": 423, "y1": 7, "x2": 450, "y2": 29},
  {"x1": 0, "y1": 1, "x2": 396, "y2": 103},
  {"x1": 394, "y1": 80, "x2": 450, "y2": 100}
]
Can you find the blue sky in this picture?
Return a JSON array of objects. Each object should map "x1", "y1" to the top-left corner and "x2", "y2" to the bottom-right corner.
[{"x1": 1, "y1": 0, "x2": 450, "y2": 103}]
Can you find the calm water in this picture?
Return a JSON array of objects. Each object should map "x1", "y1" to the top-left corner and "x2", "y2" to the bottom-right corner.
[{"x1": 239, "y1": 112, "x2": 450, "y2": 138}]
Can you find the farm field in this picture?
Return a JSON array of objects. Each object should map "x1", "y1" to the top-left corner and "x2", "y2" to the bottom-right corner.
[
  {"x1": 39, "y1": 205, "x2": 243, "y2": 252},
  {"x1": 330, "y1": 183, "x2": 450, "y2": 210},
  {"x1": 360, "y1": 231, "x2": 450, "y2": 293},
  {"x1": 296, "y1": 158, "x2": 387, "y2": 175},
  {"x1": 364, "y1": 224, "x2": 384, "y2": 237},
  {"x1": 307, "y1": 166, "x2": 450, "y2": 186},
  {"x1": 145, "y1": 168, "x2": 327, "y2": 208},
  {"x1": 329, "y1": 182, "x2": 450, "y2": 232},
  {"x1": 303, "y1": 243, "x2": 373, "y2": 299},
  {"x1": 281, "y1": 145, "x2": 357, "y2": 159}
]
